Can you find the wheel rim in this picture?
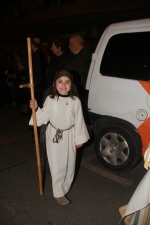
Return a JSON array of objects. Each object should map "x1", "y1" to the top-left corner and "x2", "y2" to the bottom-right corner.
[{"x1": 99, "y1": 133, "x2": 129, "y2": 165}]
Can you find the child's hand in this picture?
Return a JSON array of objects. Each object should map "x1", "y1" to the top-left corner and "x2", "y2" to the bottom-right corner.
[
  {"x1": 29, "y1": 99, "x2": 38, "y2": 109},
  {"x1": 76, "y1": 144, "x2": 83, "y2": 149}
]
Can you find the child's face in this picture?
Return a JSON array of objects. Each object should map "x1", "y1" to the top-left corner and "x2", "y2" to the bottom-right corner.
[{"x1": 56, "y1": 76, "x2": 71, "y2": 95}]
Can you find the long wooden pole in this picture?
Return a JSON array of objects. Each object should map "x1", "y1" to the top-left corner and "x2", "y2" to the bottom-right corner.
[{"x1": 27, "y1": 37, "x2": 43, "y2": 195}]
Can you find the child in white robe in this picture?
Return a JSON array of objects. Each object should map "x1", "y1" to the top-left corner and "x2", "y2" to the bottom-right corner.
[{"x1": 29, "y1": 70, "x2": 90, "y2": 205}]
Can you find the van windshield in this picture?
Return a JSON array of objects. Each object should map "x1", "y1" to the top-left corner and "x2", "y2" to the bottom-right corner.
[{"x1": 100, "y1": 32, "x2": 150, "y2": 81}]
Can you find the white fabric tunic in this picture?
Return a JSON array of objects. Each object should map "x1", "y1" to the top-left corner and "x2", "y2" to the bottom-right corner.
[
  {"x1": 29, "y1": 95, "x2": 89, "y2": 197},
  {"x1": 123, "y1": 169, "x2": 150, "y2": 218}
]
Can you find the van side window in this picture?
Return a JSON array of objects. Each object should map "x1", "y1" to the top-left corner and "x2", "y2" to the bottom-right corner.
[{"x1": 100, "y1": 32, "x2": 150, "y2": 81}]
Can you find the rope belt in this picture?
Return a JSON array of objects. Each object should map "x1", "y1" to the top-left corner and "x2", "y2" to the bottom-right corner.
[{"x1": 49, "y1": 121, "x2": 74, "y2": 143}]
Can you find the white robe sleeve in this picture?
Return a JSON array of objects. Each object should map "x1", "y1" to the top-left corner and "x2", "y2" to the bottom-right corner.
[
  {"x1": 74, "y1": 98, "x2": 90, "y2": 145},
  {"x1": 29, "y1": 97, "x2": 51, "y2": 126}
]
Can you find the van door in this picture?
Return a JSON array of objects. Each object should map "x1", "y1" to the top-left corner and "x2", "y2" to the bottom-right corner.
[
  {"x1": 100, "y1": 31, "x2": 150, "y2": 153},
  {"x1": 87, "y1": 30, "x2": 150, "y2": 171}
]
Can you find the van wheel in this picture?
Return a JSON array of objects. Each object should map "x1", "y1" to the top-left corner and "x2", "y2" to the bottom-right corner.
[{"x1": 94, "y1": 124, "x2": 142, "y2": 171}]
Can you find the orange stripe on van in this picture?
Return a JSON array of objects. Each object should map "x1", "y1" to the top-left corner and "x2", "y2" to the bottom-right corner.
[
  {"x1": 139, "y1": 81, "x2": 150, "y2": 95},
  {"x1": 137, "y1": 117, "x2": 150, "y2": 156}
]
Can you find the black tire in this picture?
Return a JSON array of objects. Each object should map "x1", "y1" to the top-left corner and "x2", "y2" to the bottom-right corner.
[{"x1": 94, "y1": 124, "x2": 142, "y2": 171}]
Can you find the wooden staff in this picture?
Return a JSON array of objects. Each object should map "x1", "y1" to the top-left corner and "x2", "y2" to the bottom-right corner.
[{"x1": 27, "y1": 37, "x2": 43, "y2": 195}]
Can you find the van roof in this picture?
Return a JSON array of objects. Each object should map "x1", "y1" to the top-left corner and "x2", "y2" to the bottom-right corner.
[{"x1": 108, "y1": 18, "x2": 150, "y2": 29}]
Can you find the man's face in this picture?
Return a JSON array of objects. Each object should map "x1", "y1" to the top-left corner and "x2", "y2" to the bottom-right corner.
[{"x1": 68, "y1": 38, "x2": 78, "y2": 54}]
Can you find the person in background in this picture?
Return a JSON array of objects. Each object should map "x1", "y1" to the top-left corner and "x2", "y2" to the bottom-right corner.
[
  {"x1": 45, "y1": 37, "x2": 71, "y2": 89},
  {"x1": 29, "y1": 70, "x2": 89, "y2": 205},
  {"x1": 66, "y1": 34, "x2": 92, "y2": 88},
  {"x1": 66, "y1": 35, "x2": 92, "y2": 123},
  {"x1": 31, "y1": 37, "x2": 46, "y2": 107},
  {"x1": 0, "y1": 60, "x2": 6, "y2": 107},
  {"x1": 16, "y1": 59, "x2": 30, "y2": 115},
  {"x1": 4, "y1": 55, "x2": 16, "y2": 106}
]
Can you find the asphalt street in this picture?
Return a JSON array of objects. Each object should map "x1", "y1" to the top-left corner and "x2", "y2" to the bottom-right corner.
[{"x1": 0, "y1": 105, "x2": 146, "y2": 225}]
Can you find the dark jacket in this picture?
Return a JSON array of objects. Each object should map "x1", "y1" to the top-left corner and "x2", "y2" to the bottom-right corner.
[
  {"x1": 66, "y1": 48, "x2": 92, "y2": 87},
  {"x1": 45, "y1": 52, "x2": 72, "y2": 88},
  {"x1": 32, "y1": 49, "x2": 46, "y2": 93}
]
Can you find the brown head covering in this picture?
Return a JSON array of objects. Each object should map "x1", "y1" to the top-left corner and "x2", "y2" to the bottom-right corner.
[
  {"x1": 42, "y1": 70, "x2": 79, "y2": 103},
  {"x1": 53, "y1": 70, "x2": 73, "y2": 85}
]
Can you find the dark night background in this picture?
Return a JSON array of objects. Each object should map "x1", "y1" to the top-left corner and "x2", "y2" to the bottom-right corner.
[{"x1": 0, "y1": 0, "x2": 149, "y2": 59}]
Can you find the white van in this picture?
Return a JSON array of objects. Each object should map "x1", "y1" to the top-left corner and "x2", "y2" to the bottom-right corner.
[{"x1": 86, "y1": 18, "x2": 150, "y2": 171}]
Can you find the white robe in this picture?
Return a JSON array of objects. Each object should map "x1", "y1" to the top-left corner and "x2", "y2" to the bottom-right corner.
[
  {"x1": 122, "y1": 169, "x2": 150, "y2": 218},
  {"x1": 29, "y1": 96, "x2": 89, "y2": 197}
]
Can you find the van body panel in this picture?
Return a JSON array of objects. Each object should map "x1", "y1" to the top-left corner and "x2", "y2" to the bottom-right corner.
[
  {"x1": 88, "y1": 76, "x2": 149, "y2": 127},
  {"x1": 86, "y1": 18, "x2": 150, "y2": 166}
]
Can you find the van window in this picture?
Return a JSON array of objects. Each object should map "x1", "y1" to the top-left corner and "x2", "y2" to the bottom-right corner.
[{"x1": 100, "y1": 32, "x2": 150, "y2": 81}]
